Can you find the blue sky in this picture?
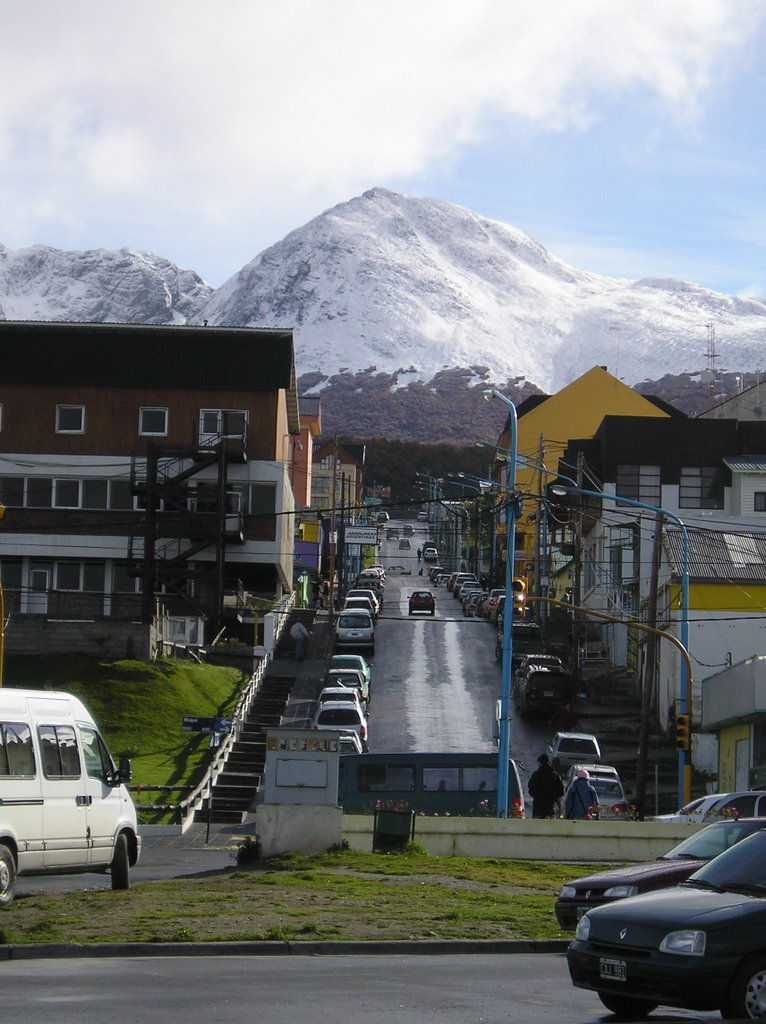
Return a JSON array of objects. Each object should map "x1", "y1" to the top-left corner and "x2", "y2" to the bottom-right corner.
[{"x1": 3, "y1": 1, "x2": 766, "y2": 295}]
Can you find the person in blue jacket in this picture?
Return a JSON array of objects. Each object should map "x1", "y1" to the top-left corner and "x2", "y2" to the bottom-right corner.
[{"x1": 565, "y1": 769, "x2": 600, "y2": 819}]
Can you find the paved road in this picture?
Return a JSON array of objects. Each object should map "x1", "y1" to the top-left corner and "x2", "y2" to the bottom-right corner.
[{"x1": 0, "y1": 952, "x2": 722, "y2": 1022}]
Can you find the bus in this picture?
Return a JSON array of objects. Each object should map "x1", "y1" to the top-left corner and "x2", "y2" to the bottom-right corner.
[{"x1": 338, "y1": 752, "x2": 525, "y2": 817}]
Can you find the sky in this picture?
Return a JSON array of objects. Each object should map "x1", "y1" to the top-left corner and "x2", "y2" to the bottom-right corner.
[{"x1": 3, "y1": 1, "x2": 766, "y2": 296}]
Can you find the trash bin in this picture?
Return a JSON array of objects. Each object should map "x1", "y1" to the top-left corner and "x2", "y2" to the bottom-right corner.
[{"x1": 372, "y1": 809, "x2": 415, "y2": 852}]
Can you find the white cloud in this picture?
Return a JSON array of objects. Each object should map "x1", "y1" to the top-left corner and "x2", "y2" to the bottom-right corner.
[{"x1": 0, "y1": 0, "x2": 763, "y2": 277}]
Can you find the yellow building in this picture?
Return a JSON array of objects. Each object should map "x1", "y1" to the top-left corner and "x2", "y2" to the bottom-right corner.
[{"x1": 489, "y1": 365, "x2": 676, "y2": 585}]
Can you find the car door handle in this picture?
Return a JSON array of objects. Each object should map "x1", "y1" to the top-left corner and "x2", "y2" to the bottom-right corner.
[{"x1": 76, "y1": 795, "x2": 93, "y2": 807}]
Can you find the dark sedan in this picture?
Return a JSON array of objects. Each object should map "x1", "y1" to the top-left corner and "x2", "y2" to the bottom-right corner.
[
  {"x1": 556, "y1": 817, "x2": 766, "y2": 929},
  {"x1": 408, "y1": 590, "x2": 436, "y2": 615},
  {"x1": 567, "y1": 828, "x2": 766, "y2": 1019}
]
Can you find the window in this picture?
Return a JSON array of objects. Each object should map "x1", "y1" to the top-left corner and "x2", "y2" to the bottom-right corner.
[
  {"x1": 80, "y1": 727, "x2": 113, "y2": 784},
  {"x1": 249, "y1": 482, "x2": 276, "y2": 515},
  {"x1": 38, "y1": 724, "x2": 81, "y2": 778},
  {"x1": 26, "y1": 477, "x2": 52, "y2": 507},
  {"x1": 54, "y1": 562, "x2": 105, "y2": 592},
  {"x1": 56, "y1": 405, "x2": 85, "y2": 434},
  {"x1": 356, "y1": 764, "x2": 415, "y2": 793},
  {"x1": 616, "y1": 465, "x2": 661, "y2": 507},
  {"x1": 423, "y1": 767, "x2": 459, "y2": 792},
  {"x1": 199, "y1": 409, "x2": 247, "y2": 440},
  {"x1": 0, "y1": 477, "x2": 24, "y2": 506},
  {"x1": 112, "y1": 565, "x2": 140, "y2": 593},
  {"x1": 82, "y1": 479, "x2": 108, "y2": 509},
  {"x1": 679, "y1": 467, "x2": 723, "y2": 509},
  {"x1": 755, "y1": 493, "x2": 766, "y2": 512},
  {"x1": 139, "y1": 407, "x2": 168, "y2": 436},
  {"x1": 0, "y1": 722, "x2": 35, "y2": 777},
  {"x1": 109, "y1": 480, "x2": 135, "y2": 510},
  {"x1": 53, "y1": 479, "x2": 80, "y2": 508}
]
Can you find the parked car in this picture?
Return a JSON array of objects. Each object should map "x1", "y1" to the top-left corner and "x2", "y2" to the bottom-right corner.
[
  {"x1": 317, "y1": 686, "x2": 366, "y2": 715},
  {"x1": 562, "y1": 764, "x2": 629, "y2": 820},
  {"x1": 495, "y1": 619, "x2": 546, "y2": 667},
  {"x1": 464, "y1": 590, "x2": 486, "y2": 617},
  {"x1": 342, "y1": 596, "x2": 377, "y2": 620},
  {"x1": 325, "y1": 654, "x2": 372, "y2": 688},
  {"x1": 321, "y1": 667, "x2": 370, "y2": 705},
  {"x1": 652, "y1": 789, "x2": 766, "y2": 823},
  {"x1": 311, "y1": 701, "x2": 369, "y2": 751},
  {"x1": 422, "y1": 544, "x2": 438, "y2": 562},
  {"x1": 338, "y1": 731, "x2": 364, "y2": 754},
  {"x1": 427, "y1": 565, "x2": 447, "y2": 581},
  {"x1": 456, "y1": 581, "x2": 482, "y2": 602},
  {"x1": 433, "y1": 573, "x2": 450, "y2": 587},
  {"x1": 449, "y1": 572, "x2": 477, "y2": 594},
  {"x1": 546, "y1": 731, "x2": 601, "y2": 771},
  {"x1": 345, "y1": 588, "x2": 381, "y2": 616},
  {"x1": 384, "y1": 564, "x2": 411, "y2": 576},
  {"x1": 408, "y1": 590, "x2": 436, "y2": 616},
  {"x1": 555, "y1": 817, "x2": 766, "y2": 929},
  {"x1": 485, "y1": 588, "x2": 505, "y2": 620},
  {"x1": 567, "y1": 827, "x2": 766, "y2": 1019},
  {"x1": 334, "y1": 610, "x2": 375, "y2": 653},
  {"x1": 398, "y1": 538, "x2": 412, "y2": 550},
  {"x1": 512, "y1": 657, "x2": 572, "y2": 716}
]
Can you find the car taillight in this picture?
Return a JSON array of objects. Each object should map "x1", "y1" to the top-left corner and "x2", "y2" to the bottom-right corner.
[
  {"x1": 611, "y1": 803, "x2": 628, "y2": 815},
  {"x1": 360, "y1": 724, "x2": 366, "y2": 739}
]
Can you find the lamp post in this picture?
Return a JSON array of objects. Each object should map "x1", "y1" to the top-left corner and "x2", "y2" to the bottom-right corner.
[
  {"x1": 551, "y1": 484, "x2": 690, "y2": 805},
  {"x1": 483, "y1": 389, "x2": 518, "y2": 817}
]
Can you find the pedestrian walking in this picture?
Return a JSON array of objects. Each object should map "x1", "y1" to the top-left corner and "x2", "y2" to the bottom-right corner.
[
  {"x1": 564, "y1": 769, "x2": 600, "y2": 819},
  {"x1": 417, "y1": 548, "x2": 422, "y2": 561},
  {"x1": 290, "y1": 620, "x2": 310, "y2": 661},
  {"x1": 527, "y1": 754, "x2": 564, "y2": 819}
]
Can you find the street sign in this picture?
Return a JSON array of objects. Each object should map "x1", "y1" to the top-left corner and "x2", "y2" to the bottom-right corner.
[
  {"x1": 182, "y1": 715, "x2": 232, "y2": 735},
  {"x1": 345, "y1": 526, "x2": 378, "y2": 544}
]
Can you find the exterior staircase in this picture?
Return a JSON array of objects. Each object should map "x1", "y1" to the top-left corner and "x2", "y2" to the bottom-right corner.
[{"x1": 194, "y1": 674, "x2": 294, "y2": 825}]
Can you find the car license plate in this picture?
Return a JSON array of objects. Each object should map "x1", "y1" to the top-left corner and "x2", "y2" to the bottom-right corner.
[
  {"x1": 349, "y1": 631, "x2": 361, "y2": 637},
  {"x1": 599, "y1": 958, "x2": 626, "y2": 982},
  {"x1": 543, "y1": 691, "x2": 554, "y2": 697}
]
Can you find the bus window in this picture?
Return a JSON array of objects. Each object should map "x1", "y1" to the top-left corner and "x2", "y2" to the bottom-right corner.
[
  {"x1": 423, "y1": 767, "x2": 459, "y2": 791},
  {"x1": 358, "y1": 764, "x2": 415, "y2": 793},
  {"x1": 464, "y1": 767, "x2": 497, "y2": 792}
]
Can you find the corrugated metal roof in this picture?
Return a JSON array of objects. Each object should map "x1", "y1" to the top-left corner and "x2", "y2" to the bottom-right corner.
[
  {"x1": 723, "y1": 456, "x2": 766, "y2": 472},
  {"x1": 665, "y1": 527, "x2": 766, "y2": 582}
]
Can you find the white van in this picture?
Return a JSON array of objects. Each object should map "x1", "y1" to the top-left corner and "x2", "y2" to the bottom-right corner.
[{"x1": 0, "y1": 689, "x2": 141, "y2": 906}]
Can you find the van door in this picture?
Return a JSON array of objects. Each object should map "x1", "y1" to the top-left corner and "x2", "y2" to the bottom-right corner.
[
  {"x1": 37, "y1": 722, "x2": 91, "y2": 868},
  {"x1": 78, "y1": 726, "x2": 126, "y2": 868},
  {"x1": 0, "y1": 719, "x2": 45, "y2": 872}
]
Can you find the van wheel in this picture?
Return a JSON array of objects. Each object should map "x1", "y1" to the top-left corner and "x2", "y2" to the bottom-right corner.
[
  {"x1": 111, "y1": 833, "x2": 130, "y2": 891},
  {"x1": 0, "y1": 845, "x2": 17, "y2": 907}
]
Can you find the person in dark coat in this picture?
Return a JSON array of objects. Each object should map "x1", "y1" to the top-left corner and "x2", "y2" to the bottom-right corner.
[
  {"x1": 565, "y1": 769, "x2": 600, "y2": 819},
  {"x1": 527, "y1": 754, "x2": 564, "y2": 818}
]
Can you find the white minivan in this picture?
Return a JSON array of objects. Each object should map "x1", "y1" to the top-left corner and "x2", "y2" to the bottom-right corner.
[{"x1": 0, "y1": 689, "x2": 141, "y2": 906}]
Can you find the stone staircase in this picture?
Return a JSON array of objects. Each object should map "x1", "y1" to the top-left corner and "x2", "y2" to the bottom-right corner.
[{"x1": 194, "y1": 673, "x2": 295, "y2": 825}]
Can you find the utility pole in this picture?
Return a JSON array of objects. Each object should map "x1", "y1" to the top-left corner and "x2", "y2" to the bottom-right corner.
[{"x1": 635, "y1": 512, "x2": 663, "y2": 817}]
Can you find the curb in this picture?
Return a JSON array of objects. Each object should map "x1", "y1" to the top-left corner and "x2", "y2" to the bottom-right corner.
[{"x1": 0, "y1": 938, "x2": 571, "y2": 960}]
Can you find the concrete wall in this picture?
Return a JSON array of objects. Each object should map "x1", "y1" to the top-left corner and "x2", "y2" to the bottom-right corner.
[
  {"x1": 342, "y1": 814, "x2": 700, "y2": 862},
  {"x1": 257, "y1": 803, "x2": 344, "y2": 858},
  {"x1": 7, "y1": 615, "x2": 154, "y2": 660}
]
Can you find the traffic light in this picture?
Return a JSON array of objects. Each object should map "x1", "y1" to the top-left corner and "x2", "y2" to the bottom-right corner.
[
  {"x1": 512, "y1": 577, "x2": 527, "y2": 617},
  {"x1": 674, "y1": 713, "x2": 691, "y2": 750}
]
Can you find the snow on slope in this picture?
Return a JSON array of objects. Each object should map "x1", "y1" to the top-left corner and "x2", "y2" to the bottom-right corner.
[
  {"x1": 200, "y1": 188, "x2": 766, "y2": 392},
  {"x1": 2, "y1": 189, "x2": 766, "y2": 394},
  {"x1": 0, "y1": 244, "x2": 212, "y2": 325}
]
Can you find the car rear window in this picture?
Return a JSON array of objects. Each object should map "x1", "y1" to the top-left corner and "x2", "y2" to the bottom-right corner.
[
  {"x1": 317, "y1": 709, "x2": 361, "y2": 726},
  {"x1": 338, "y1": 613, "x2": 371, "y2": 628},
  {"x1": 559, "y1": 738, "x2": 598, "y2": 754}
]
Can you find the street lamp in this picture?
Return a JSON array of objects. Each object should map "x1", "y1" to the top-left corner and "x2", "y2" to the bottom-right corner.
[
  {"x1": 551, "y1": 484, "x2": 690, "y2": 805},
  {"x1": 483, "y1": 389, "x2": 518, "y2": 817}
]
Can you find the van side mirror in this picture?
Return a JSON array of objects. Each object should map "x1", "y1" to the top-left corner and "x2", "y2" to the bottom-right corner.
[{"x1": 117, "y1": 756, "x2": 133, "y2": 784}]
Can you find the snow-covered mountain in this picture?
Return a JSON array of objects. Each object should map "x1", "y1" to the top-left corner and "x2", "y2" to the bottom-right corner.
[{"x1": 2, "y1": 187, "x2": 765, "y2": 394}]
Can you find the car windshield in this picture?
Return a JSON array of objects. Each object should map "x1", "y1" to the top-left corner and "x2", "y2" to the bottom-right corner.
[
  {"x1": 317, "y1": 709, "x2": 361, "y2": 726},
  {"x1": 338, "y1": 614, "x2": 370, "y2": 628},
  {"x1": 686, "y1": 830, "x2": 766, "y2": 892},
  {"x1": 663, "y1": 819, "x2": 766, "y2": 861},
  {"x1": 559, "y1": 738, "x2": 597, "y2": 754},
  {"x1": 591, "y1": 780, "x2": 623, "y2": 801}
]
